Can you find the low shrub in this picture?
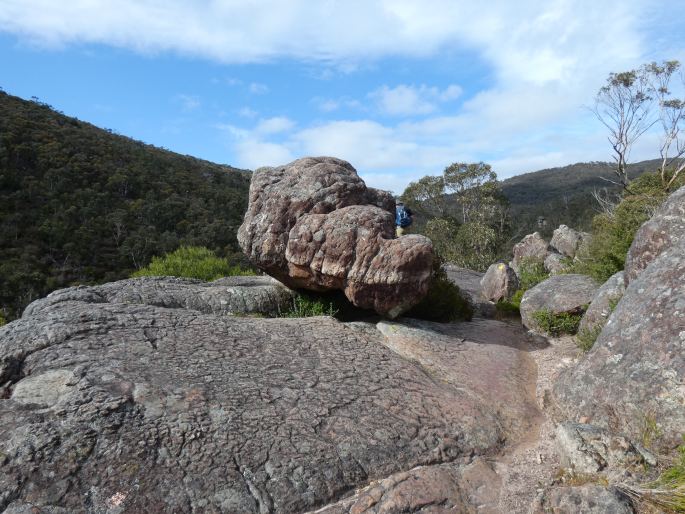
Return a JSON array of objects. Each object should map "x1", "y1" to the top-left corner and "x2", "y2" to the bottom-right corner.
[
  {"x1": 532, "y1": 309, "x2": 583, "y2": 336},
  {"x1": 517, "y1": 257, "x2": 549, "y2": 291},
  {"x1": 576, "y1": 325, "x2": 602, "y2": 352},
  {"x1": 132, "y1": 246, "x2": 255, "y2": 281},
  {"x1": 0, "y1": 312, "x2": 6, "y2": 327},
  {"x1": 405, "y1": 255, "x2": 473, "y2": 322},
  {"x1": 282, "y1": 294, "x2": 339, "y2": 318},
  {"x1": 571, "y1": 172, "x2": 680, "y2": 283}
]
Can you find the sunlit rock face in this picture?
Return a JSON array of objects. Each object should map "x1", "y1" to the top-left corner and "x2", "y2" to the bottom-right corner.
[{"x1": 238, "y1": 156, "x2": 434, "y2": 317}]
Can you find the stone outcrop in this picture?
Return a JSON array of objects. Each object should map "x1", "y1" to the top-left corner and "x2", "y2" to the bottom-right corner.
[
  {"x1": 480, "y1": 262, "x2": 519, "y2": 303},
  {"x1": 550, "y1": 225, "x2": 588, "y2": 259},
  {"x1": 0, "y1": 280, "x2": 543, "y2": 513},
  {"x1": 237, "y1": 157, "x2": 433, "y2": 317},
  {"x1": 555, "y1": 422, "x2": 649, "y2": 475},
  {"x1": 577, "y1": 271, "x2": 625, "y2": 336},
  {"x1": 532, "y1": 485, "x2": 633, "y2": 514},
  {"x1": 624, "y1": 185, "x2": 685, "y2": 284},
  {"x1": 554, "y1": 234, "x2": 685, "y2": 450},
  {"x1": 22, "y1": 275, "x2": 296, "y2": 318},
  {"x1": 511, "y1": 232, "x2": 549, "y2": 271},
  {"x1": 544, "y1": 252, "x2": 568, "y2": 275},
  {"x1": 519, "y1": 275, "x2": 599, "y2": 333}
]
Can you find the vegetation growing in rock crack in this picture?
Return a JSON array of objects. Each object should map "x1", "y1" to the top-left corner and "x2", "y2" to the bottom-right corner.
[
  {"x1": 281, "y1": 293, "x2": 340, "y2": 318},
  {"x1": 532, "y1": 310, "x2": 583, "y2": 336},
  {"x1": 132, "y1": 246, "x2": 255, "y2": 281},
  {"x1": 617, "y1": 436, "x2": 685, "y2": 513},
  {"x1": 576, "y1": 325, "x2": 603, "y2": 352}
]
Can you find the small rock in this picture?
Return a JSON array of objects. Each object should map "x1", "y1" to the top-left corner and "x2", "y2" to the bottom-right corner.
[
  {"x1": 544, "y1": 252, "x2": 568, "y2": 275},
  {"x1": 480, "y1": 262, "x2": 519, "y2": 302}
]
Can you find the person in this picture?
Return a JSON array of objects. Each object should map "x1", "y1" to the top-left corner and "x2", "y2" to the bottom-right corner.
[{"x1": 395, "y1": 201, "x2": 413, "y2": 237}]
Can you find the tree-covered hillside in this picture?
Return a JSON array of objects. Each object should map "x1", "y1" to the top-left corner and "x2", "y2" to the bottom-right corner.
[
  {"x1": 0, "y1": 91, "x2": 251, "y2": 318},
  {"x1": 501, "y1": 159, "x2": 660, "y2": 238}
]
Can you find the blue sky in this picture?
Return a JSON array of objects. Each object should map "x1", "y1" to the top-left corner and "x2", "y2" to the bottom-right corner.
[{"x1": 1, "y1": 1, "x2": 685, "y2": 194}]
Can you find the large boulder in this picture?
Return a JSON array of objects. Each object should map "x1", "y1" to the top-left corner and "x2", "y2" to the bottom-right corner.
[
  {"x1": 237, "y1": 157, "x2": 433, "y2": 317},
  {"x1": 519, "y1": 275, "x2": 599, "y2": 333},
  {"x1": 577, "y1": 271, "x2": 626, "y2": 336},
  {"x1": 0, "y1": 281, "x2": 538, "y2": 513},
  {"x1": 480, "y1": 262, "x2": 519, "y2": 303},
  {"x1": 511, "y1": 232, "x2": 549, "y2": 271},
  {"x1": 624, "y1": 185, "x2": 685, "y2": 284},
  {"x1": 550, "y1": 225, "x2": 588, "y2": 259},
  {"x1": 554, "y1": 235, "x2": 685, "y2": 450},
  {"x1": 22, "y1": 275, "x2": 295, "y2": 318}
]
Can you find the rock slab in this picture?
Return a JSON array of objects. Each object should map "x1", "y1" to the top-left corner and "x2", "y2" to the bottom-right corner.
[
  {"x1": 624, "y1": 185, "x2": 685, "y2": 284},
  {"x1": 577, "y1": 271, "x2": 625, "y2": 336},
  {"x1": 0, "y1": 281, "x2": 540, "y2": 513},
  {"x1": 554, "y1": 236, "x2": 685, "y2": 450},
  {"x1": 237, "y1": 157, "x2": 433, "y2": 317},
  {"x1": 519, "y1": 274, "x2": 599, "y2": 333}
]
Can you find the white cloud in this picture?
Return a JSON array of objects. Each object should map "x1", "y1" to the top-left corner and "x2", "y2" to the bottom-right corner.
[
  {"x1": 248, "y1": 82, "x2": 269, "y2": 95},
  {"x1": 238, "y1": 107, "x2": 258, "y2": 118},
  {"x1": 369, "y1": 84, "x2": 462, "y2": 116},
  {"x1": 255, "y1": 117, "x2": 295, "y2": 135},
  {"x1": 175, "y1": 94, "x2": 200, "y2": 112},
  {"x1": 3, "y1": 0, "x2": 683, "y2": 191}
]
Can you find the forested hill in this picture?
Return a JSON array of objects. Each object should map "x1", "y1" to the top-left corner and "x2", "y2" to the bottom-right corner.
[
  {"x1": 0, "y1": 91, "x2": 251, "y2": 318},
  {"x1": 501, "y1": 159, "x2": 660, "y2": 237}
]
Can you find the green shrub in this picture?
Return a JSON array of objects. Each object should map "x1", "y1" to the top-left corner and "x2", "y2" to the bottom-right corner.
[
  {"x1": 405, "y1": 256, "x2": 473, "y2": 322},
  {"x1": 282, "y1": 294, "x2": 339, "y2": 318},
  {"x1": 576, "y1": 325, "x2": 602, "y2": 352},
  {"x1": 571, "y1": 172, "x2": 672, "y2": 283},
  {"x1": 132, "y1": 246, "x2": 255, "y2": 281},
  {"x1": 0, "y1": 312, "x2": 6, "y2": 327},
  {"x1": 532, "y1": 309, "x2": 583, "y2": 336},
  {"x1": 518, "y1": 257, "x2": 549, "y2": 291}
]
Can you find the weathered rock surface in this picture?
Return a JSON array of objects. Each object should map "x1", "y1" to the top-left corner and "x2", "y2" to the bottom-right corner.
[
  {"x1": 23, "y1": 275, "x2": 295, "y2": 318},
  {"x1": 237, "y1": 157, "x2": 433, "y2": 317},
  {"x1": 0, "y1": 283, "x2": 540, "y2": 513},
  {"x1": 555, "y1": 423, "x2": 646, "y2": 475},
  {"x1": 532, "y1": 485, "x2": 633, "y2": 514},
  {"x1": 554, "y1": 236, "x2": 685, "y2": 450},
  {"x1": 480, "y1": 263, "x2": 519, "y2": 303},
  {"x1": 624, "y1": 185, "x2": 685, "y2": 284},
  {"x1": 511, "y1": 232, "x2": 549, "y2": 271},
  {"x1": 444, "y1": 265, "x2": 495, "y2": 318},
  {"x1": 519, "y1": 275, "x2": 599, "y2": 333},
  {"x1": 577, "y1": 271, "x2": 625, "y2": 336},
  {"x1": 550, "y1": 225, "x2": 587, "y2": 259},
  {"x1": 544, "y1": 252, "x2": 568, "y2": 275}
]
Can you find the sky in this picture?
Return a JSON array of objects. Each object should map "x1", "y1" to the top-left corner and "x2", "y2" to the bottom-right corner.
[{"x1": 1, "y1": 1, "x2": 685, "y2": 194}]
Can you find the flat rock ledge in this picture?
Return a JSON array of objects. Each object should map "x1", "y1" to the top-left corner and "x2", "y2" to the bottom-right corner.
[
  {"x1": 0, "y1": 280, "x2": 541, "y2": 513},
  {"x1": 23, "y1": 275, "x2": 296, "y2": 318}
]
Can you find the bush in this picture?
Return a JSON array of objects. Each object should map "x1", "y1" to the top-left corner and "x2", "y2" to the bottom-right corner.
[
  {"x1": 282, "y1": 294, "x2": 339, "y2": 318},
  {"x1": 132, "y1": 246, "x2": 255, "y2": 281},
  {"x1": 518, "y1": 257, "x2": 549, "y2": 291},
  {"x1": 571, "y1": 172, "x2": 673, "y2": 283},
  {"x1": 532, "y1": 309, "x2": 583, "y2": 336},
  {"x1": 406, "y1": 258, "x2": 473, "y2": 322},
  {"x1": 0, "y1": 312, "x2": 6, "y2": 327}
]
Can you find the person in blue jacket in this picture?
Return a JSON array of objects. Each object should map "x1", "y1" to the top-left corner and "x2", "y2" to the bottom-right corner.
[{"x1": 395, "y1": 201, "x2": 413, "y2": 237}]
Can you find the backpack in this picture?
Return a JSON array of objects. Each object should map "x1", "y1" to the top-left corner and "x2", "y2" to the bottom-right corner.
[{"x1": 396, "y1": 205, "x2": 412, "y2": 227}]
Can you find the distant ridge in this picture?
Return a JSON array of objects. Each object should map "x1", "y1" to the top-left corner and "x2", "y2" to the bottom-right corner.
[
  {"x1": 0, "y1": 91, "x2": 251, "y2": 317},
  {"x1": 501, "y1": 158, "x2": 660, "y2": 237}
]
